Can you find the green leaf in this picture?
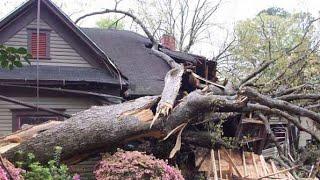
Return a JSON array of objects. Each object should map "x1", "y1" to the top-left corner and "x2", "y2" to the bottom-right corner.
[
  {"x1": 1, "y1": 60, "x2": 8, "y2": 68},
  {"x1": 0, "y1": 49, "x2": 7, "y2": 56},
  {"x1": 17, "y1": 47, "x2": 27, "y2": 54},
  {"x1": 13, "y1": 60, "x2": 23, "y2": 67},
  {"x1": 6, "y1": 47, "x2": 17, "y2": 53},
  {"x1": 0, "y1": 54, "x2": 7, "y2": 61}
]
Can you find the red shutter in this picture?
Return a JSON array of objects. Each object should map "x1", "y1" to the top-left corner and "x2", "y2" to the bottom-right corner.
[{"x1": 31, "y1": 32, "x2": 47, "y2": 58}]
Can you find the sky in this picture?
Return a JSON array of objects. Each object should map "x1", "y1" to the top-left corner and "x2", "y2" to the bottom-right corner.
[{"x1": 0, "y1": 0, "x2": 319, "y2": 57}]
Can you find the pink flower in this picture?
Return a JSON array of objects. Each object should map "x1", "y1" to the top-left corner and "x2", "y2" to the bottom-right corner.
[
  {"x1": 0, "y1": 166, "x2": 9, "y2": 180},
  {"x1": 72, "y1": 174, "x2": 81, "y2": 180},
  {"x1": 94, "y1": 150, "x2": 184, "y2": 180}
]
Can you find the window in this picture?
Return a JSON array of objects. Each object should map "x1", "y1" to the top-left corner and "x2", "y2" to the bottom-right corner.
[
  {"x1": 27, "y1": 29, "x2": 50, "y2": 59},
  {"x1": 11, "y1": 109, "x2": 64, "y2": 132}
]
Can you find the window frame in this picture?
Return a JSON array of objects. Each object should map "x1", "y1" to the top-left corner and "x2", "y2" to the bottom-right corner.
[
  {"x1": 27, "y1": 28, "x2": 51, "y2": 60},
  {"x1": 11, "y1": 109, "x2": 65, "y2": 132}
]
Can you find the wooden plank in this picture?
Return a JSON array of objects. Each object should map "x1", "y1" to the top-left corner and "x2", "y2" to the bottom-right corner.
[
  {"x1": 242, "y1": 151, "x2": 247, "y2": 177},
  {"x1": 210, "y1": 149, "x2": 218, "y2": 180},
  {"x1": 241, "y1": 118, "x2": 264, "y2": 124},
  {"x1": 6, "y1": 38, "x2": 27, "y2": 43},
  {"x1": 252, "y1": 152, "x2": 259, "y2": 177},
  {"x1": 222, "y1": 148, "x2": 243, "y2": 178},
  {"x1": 260, "y1": 156, "x2": 271, "y2": 174},
  {"x1": 50, "y1": 51, "x2": 83, "y2": 57},
  {"x1": 259, "y1": 155, "x2": 268, "y2": 176},
  {"x1": 217, "y1": 149, "x2": 222, "y2": 179},
  {"x1": 257, "y1": 166, "x2": 299, "y2": 180},
  {"x1": 270, "y1": 160, "x2": 278, "y2": 177}
]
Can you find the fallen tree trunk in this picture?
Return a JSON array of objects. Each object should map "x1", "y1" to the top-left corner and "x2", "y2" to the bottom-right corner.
[
  {"x1": 3, "y1": 96, "x2": 159, "y2": 162},
  {"x1": 2, "y1": 90, "x2": 245, "y2": 162},
  {"x1": 2, "y1": 85, "x2": 319, "y2": 164}
]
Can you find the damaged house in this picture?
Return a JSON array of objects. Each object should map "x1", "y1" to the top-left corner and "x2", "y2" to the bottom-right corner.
[
  {"x1": 1, "y1": 0, "x2": 318, "y2": 179},
  {"x1": 0, "y1": 0, "x2": 216, "y2": 136}
]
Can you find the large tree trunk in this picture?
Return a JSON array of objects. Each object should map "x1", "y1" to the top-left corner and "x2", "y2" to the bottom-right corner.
[
  {"x1": 2, "y1": 86, "x2": 319, "y2": 163},
  {"x1": 2, "y1": 90, "x2": 244, "y2": 162},
  {"x1": 3, "y1": 96, "x2": 159, "y2": 162}
]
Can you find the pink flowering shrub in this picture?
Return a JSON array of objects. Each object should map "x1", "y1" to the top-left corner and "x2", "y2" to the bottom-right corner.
[
  {"x1": 0, "y1": 160, "x2": 24, "y2": 180},
  {"x1": 0, "y1": 166, "x2": 7, "y2": 180},
  {"x1": 94, "y1": 150, "x2": 184, "y2": 180}
]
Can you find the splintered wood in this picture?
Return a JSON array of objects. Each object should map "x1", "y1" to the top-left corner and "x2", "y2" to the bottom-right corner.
[
  {"x1": 0, "y1": 120, "x2": 62, "y2": 153},
  {"x1": 195, "y1": 147, "x2": 294, "y2": 179}
]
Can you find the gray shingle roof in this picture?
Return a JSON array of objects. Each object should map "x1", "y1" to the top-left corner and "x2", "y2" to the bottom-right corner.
[
  {"x1": 0, "y1": 65, "x2": 121, "y2": 85},
  {"x1": 82, "y1": 28, "x2": 171, "y2": 96}
]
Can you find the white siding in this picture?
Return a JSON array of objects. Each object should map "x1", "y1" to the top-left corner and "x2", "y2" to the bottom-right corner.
[
  {"x1": 4, "y1": 19, "x2": 92, "y2": 67},
  {"x1": 299, "y1": 117, "x2": 320, "y2": 147},
  {"x1": 0, "y1": 97, "x2": 96, "y2": 136}
]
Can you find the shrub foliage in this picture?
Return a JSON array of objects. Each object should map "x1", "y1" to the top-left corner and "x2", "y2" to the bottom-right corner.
[{"x1": 94, "y1": 150, "x2": 184, "y2": 180}]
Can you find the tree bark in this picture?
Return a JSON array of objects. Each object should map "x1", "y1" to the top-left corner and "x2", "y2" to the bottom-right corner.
[
  {"x1": 3, "y1": 96, "x2": 159, "y2": 162},
  {"x1": 2, "y1": 90, "x2": 245, "y2": 162}
]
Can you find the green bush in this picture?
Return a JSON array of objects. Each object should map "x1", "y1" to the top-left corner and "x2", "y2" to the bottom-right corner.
[{"x1": 15, "y1": 146, "x2": 79, "y2": 180}]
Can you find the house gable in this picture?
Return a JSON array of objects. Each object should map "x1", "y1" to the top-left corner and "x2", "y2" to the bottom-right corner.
[
  {"x1": 0, "y1": 0, "x2": 123, "y2": 79},
  {"x1": 4, "y1": 19, "x2": 92, "y2": 67}
]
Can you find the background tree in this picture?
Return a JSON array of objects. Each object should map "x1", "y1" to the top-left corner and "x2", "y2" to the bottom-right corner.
[
  {"x1": 96, "y1": 17, "x2": 125, "y2": 29},
  {"x1": 220, "y1": 7, "x2": 320, "y2": 92},
  {"x1": 133, "y1": 0, "x2": 222, "y2": 52}
]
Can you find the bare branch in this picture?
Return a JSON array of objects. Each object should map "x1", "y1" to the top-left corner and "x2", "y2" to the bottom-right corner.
[
  {"x1": 214, "y1": 35, "x2": 236, "y2": 61},
  {"x1": 239, "y1": 60, "x2": 275, "y2": 87},
  {"x1": 277, "y1": 94, "x2": 320, "y2": 101},
  {"x1": 241, "y1": 87, "x2": 320, "y2": 124},
  {"x1": 274, "y1": 84, "x2": 311, "y2": 97},
  {"x1": 75, "y1": 9, "x2": 157, "y2": 45}
]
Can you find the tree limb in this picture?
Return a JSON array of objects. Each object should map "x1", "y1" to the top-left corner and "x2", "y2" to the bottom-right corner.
[
  {"x1": 273, "y1": 84, "x2": 311, "y2": 97},
  {"x1": 277, "y1": 94, "x2": 320, "y2": 101},
  {"x1": 75, "y1": 9, "x2": 157, "y2": 45},
  {"x1": 241, "y1": 87, "x2": 320, "y2": 125},
  {"x1": 247, "y1": 103, "x2": 320, "y2": 142}
]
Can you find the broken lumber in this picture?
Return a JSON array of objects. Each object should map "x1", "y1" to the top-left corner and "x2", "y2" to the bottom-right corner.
[
  {"x1": 257, "y1": 165, "x2": 299, "y2": 179},
  {"x1": 222, "y1": 148, "x2": 243, "y2": 178}
]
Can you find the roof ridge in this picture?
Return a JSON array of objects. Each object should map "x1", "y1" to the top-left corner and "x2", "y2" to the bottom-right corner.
[{"x1": 81, "y1": 27, "x2": 151, "y2": 40}]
